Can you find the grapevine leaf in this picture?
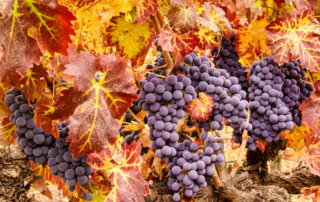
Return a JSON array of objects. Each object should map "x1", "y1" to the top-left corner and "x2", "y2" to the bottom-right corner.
[
  {"x1": 300, "y1": 80, "x2": 320, "y2": 127},
  {"x1": 265, "y1": 8, "x2": 320, "y2": 72},
  {"x1": 238, "y1": 0, "x2": 265, "y2": 15},
  {"x1": 30, "y1": 163, "x2": 53, "y2": 199},
  {"x1": 67, "y1": 101, "x2": 120, "y2": 158},
  {"x1": 255, "y1": 139, "x2": 267, "y2": 153},
  {"x1": 105, "y1": 9, "x2": 155, "y2": 59},
  {"x1": 284, "y1": 141, "x2": 320, "y2": 176},
  {"x1": 290, "y1": 0, "x2": 319, "y2": 9},
  {"x1": 186, "y1": 92, "x2": 214, "y2": 122},
  {"x1": 88, "y1": 140, "x2": 148, "y2": 202},
  {"x1": 69, "y1": 0, "x2": 136, "y2": 53},
  {"x1": 279, "y1": 123, "x2": 314, "y2": 151},
  {"x1": 301, "y1": 186, "x2": 320, "y2": 202},
  {"x1": 34, "y1": 91, "x2": 59, "y2": 139},
  {"x1": 233, "y1": 19, "x2": 270, "y2": 65},
  {"x1": 58, "y1": 180, "x2": 74, "y2": 200},
  {"x1": 0, "y1": 82, "x2": 11, "y2": 121},
  {"x1": 195, "y1": 27, "x2": 220, "y2": 50},
  {"x1": 200, "y1": 2, "x2": 232, "y2": 39},
  {"x1": 0, "y1": 3, "x2": 42, "y2": 82},
  {"x1": 0, "y1": 116, "x2": 17, "y2": 146},
  {"x1": 15, "y1": 64, "x2": 48, "y2": 104},
  {"x1": 167, "y1": 3, "x2": 199, "y2": 34},
  {"x1": 133, "y1": 0, "x2": 159, "y2": 25},
  {"x1": 2, "y1": 0, "x2": 76, "y2": 55},
  {"x1": 157, "y1": 25, "x2": 197, "y2": 65},
  {"x1": 47, "y1": 87, "x2": 88, "y2": 122},
  {"x1": 138, "y1": 128, "x2": 152, "y2": 148}
]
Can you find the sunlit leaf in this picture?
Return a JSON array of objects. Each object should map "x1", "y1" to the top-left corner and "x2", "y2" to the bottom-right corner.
[
  {"x1": 256, "y1": 139, "x2": 267, "y2": 153},
  {"x1": 200, "y1": 2, "x2": 232, "y2": 39},
  {"x1": 265, "y1": 7, "x2": 320, "y2": 72},
  {"x1": 290, "y1": 0, "x2": 318, "y2": 9},
  {"x1": 0, "y1": 116, "x2": 17, "y2": 146},
  {"x1": 157, "y1": 25, "x2": 197, "y2": 65},
  {"x1": 238, "y1": 0, "x2": 265, "y2": 15},
  {"x1": 0, "y1": 83, "x2": 11, "y2": 121},
  {"x1": 301, "y1": 186, "x2": 320, "y2": 202},
  {"x1": 133, "y1": 0, "x2": 159, "y2": 25},
  {"x1": 105, "y1": 9, "x2": 155, "y2": 59},
  {"x1": 186, "y1": 92, "x2": 214, "y2": 122},
  {"x1": 195, "y1": 26, "x2": 220, "y2": 50},
  {"x1": 167, "y1": 3, "x2": 199, "y2": 34},
  {"x1": 87, "y1": 140, "x2": 148, "y2": 201},
  {"x1": 30, "y1": 162, "x2": 53, "y2": 199},
  {"x1": 233, "y1": 19, "x2": 270, "y2": 65}
]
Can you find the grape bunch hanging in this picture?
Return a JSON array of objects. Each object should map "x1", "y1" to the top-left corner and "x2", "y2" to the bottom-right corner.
[{"x1": 4, "y1": 88, "x2": 93, "y2": 201}]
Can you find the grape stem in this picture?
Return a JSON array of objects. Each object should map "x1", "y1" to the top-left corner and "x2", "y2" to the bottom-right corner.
[
  {"x1": 150, "y1": 12, "x2": 174, "y2": 79},
  {"x1": 300, "y1": 79, "x2": 313, "y2": 86},
  {"x1": 184, "y1": 126, "x2": 196, "y2": 134},
  {"x1": 189, "y1": 116, "x2": 203, "y2": 145},
  {"x1": 127, "y1": 108, "x2": 144, "y2": 125},
  {"x1": 129, "y1": 64, "x2": 168, "y2": 75},
  {"x1": 229, "y1": 107, "x2": 251, "y2": 178},
  {"x1": 145, "y1": 72, "x2": 166, "y2": 78},
  {"x1": 97, "y1": 170, "x2": 111, "y2": 184},
  {"x1": 54, "y1": 82, "x2": 74, "y2": 88}
]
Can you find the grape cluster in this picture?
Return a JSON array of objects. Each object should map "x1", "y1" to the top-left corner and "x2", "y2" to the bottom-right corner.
[
  {"x1": 233, "y1": 57, "x2": 295, "y2": 150},
  {"x1": 121, "y1": 130, "x2": 140, "y2": 146},
  {"x1": 280, "y1": 61, "x2": 313, "y2": 127},
  {"x1": 211, "y1": 33, "x2": 249, "y2": 91},
  {"x1": 47, "y1": 121, "x2": 92, "y2": 195},
  {"x1": 166, "y1": 133, "x2": 224, "y2": 201},
  {"x1": 4, "y1": 88, "x2": 56, "y2": 164},
  {"x1": 176, "y1": 52, "x2": 251, "y2": 136}
]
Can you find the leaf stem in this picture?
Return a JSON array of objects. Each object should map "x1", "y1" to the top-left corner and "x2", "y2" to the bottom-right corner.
[
  {"x1": 145, "y1": 72, "x2": 166, "y2": 78},
  {"x1": 131, "y1": 65, "x2": 141, "y2": 91},
  {"x1": 230, "y1": 107, "x2": 251, "y2": 178},
  {"x1": 97, "y1": 170, "x2": 111, "y2": 184},
  {"x1": 128, "y1": 108, "x2": 144, "y2": 125}
]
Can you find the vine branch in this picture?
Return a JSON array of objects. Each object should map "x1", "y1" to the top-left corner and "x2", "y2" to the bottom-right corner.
[
  {"x1": 230, "y1": 107, "x2": 251, "y2": 178},
  {"x1": 97, "y1": 170, "x2": 111, "y2": 184},
  {"x1": 128, "y1": 108, "x2": 144, "y2": 125}
]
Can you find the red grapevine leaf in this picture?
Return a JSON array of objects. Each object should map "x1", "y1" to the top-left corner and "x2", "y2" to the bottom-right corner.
[
  {"x1": 34, "y1": 91, "x2": 59, "y2": 139},
  {"x1": 16, "y1": 64, "x2": 48, "y2": 104},
  {"x1": 200, "y1": 2, "x2": 232, "y2": 39},
  {"x1": 133, "y1": 0, "x2": 159, "y2": 25},
  {"x1": 0, "y1": 116, "x2": 17, "y2": 146},
  {"x1": 88, "y1": 140, "x2": 148, "y2": 202},
  {"x1": 0, "y1": 82, "x2": 11, "y2": 121},
  {"x1": 157, "y1": 25, "x2": 197, "y2": 65},
  {"x1": 167, "y1": 3, "x2": 199, "y2": 34},
  {"x1": 290, "y1": 0, "x2": 318, "y2": 9},
  {"x1": 0, "y1": 5, "x2": 42, "y2": 82},
  {"x1": 67, "y1": 101, "x2": 120, "y2": 158},
  {"x1": 195, "y1": 27, "x2": 220, "y2": 50},
  {"x1": 300, "y1": 80, "x2": 320, "y2": 127},
  {"x1": 186, "y1": 92, "x2": 214, "y2": 122},
  {"x1": 255, "y1": 139, "x2": 267, "y2": 153},
  {"x1": 265, "y1": 8, "x2": 320, "y2": 72}
]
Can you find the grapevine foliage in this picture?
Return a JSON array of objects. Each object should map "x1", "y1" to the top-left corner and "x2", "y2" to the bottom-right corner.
[{"x1": 0, "y1": 0, "x2": 320, "y2": 201}]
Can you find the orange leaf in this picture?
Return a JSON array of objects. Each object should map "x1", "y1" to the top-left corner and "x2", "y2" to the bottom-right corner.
[
  {"x1": 133, "y1": 0, "x2": 159, "y2": 25},
  {"x1": 16, "y1": 64, "x2": 48, "y2": 104},
  {"x1": 87, "y1": 140, "x2": 148, "y2": 201},
  {"x1": 157, "y1": 25, "x2": 197, "y2": 65},
  {"x1": 0, "y1": 82, "x2": 11, "y2": 121},
  {"x1": 34, "y1": 91, "x2": 59, "y2": 139},
  {"x1": 256, "y1": 139, "x2": 267, "y2": 153},
  {"x1": 122, "y1": 123, "x2": 145, "y2": 131},
  {"x1": 30, "y1": 162, "x2": 53, "y2": 199},
  {"x1": 167, "y1": 3, "x2": 199, "y2": 34},
  {"x1": 200, "y1": 2, "x2": 232, "y2": 39},
  {"x1": 0, "y1": 116, "x2": 17, "y2": 146},
  {"x1": 186, "y1": 92, "x2": 214, "y2": 122}
]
